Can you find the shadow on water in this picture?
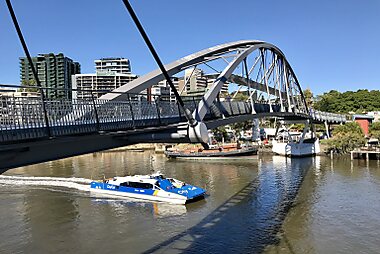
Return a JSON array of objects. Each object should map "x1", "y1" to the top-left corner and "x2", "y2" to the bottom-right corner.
[{"x1": 143, "y1": 157, "x2": 313, "y2": 254}]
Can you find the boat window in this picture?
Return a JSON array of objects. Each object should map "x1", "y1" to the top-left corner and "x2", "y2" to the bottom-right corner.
[
  {"x1": 155, "y1": 175, "x2": 164, "y2": 180},
  {"x1": 128, "y1": 182, "x2": 153, "y2": 189},
  {"x1": 120, "y1": 182, "x2": 129, "y2": 187}
]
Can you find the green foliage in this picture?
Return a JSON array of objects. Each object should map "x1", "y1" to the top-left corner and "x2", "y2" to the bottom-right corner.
[
  {"x1": 19, "y1": 79, "x2": 39, "y2": 93},
  {"x1": 303, "y1": 88, "x2": 313, "y2": 108},
  {"x1": 290, "y1": 123, "x2": 305, "y2": 132},
  {"x1": 369, "y1": 122, "x2": 380, "y2": 140},
  {"x1": 212, "y1": 126, "x2": 228, "y2": 142},
  {"x1": 231, "y1": 120, "x2": 252, "y2": 139},
  {"x1": 314, "y1": 89, "x2": 380, "y2": 113},
  {"x1": 232, "y1": 91, "x2": 249, "y2": 101},
  {"x1": 323, "y1": 122, "x2": 366, "y2": 153}
]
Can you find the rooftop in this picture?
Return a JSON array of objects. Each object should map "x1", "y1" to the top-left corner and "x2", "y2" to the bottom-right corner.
[{"x1": 353, "y1": 114, "x2": 375, "y2": 120}]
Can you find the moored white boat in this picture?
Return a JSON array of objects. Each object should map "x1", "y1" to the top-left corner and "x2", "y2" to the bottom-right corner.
[
  {"x1": 90, "y1": 172, "x2": 206, "y2": 205},
  {"x1": 272, "y1": 138, "x2": 320, "y2": 157}
]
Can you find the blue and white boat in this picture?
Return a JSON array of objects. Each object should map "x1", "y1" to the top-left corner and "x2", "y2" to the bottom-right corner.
[{"x1": 90, "y1": 172, "x2": 206, "y2": 205}]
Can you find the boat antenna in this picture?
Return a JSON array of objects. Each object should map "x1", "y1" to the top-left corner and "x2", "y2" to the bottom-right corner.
[{"x1": 121, "y1": 0, "x2": 197, "y2": 128}]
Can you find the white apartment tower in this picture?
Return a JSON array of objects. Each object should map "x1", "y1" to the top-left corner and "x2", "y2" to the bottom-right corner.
[
  {"x1": 150, "y1": 77, "x2": 180, "y2": 102},
  {"x1": 95, "y1": 58, "x2": 131, "y2": 74},
  {"x1": 73, "y1": 58, "x2": 138, "y2": 99}
]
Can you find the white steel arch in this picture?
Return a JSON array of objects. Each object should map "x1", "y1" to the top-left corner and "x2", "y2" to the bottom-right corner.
[{"x1": 97, "y1": 40, "x2": 309, "y2": 143}]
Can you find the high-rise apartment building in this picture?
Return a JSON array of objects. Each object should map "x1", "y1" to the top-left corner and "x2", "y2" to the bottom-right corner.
[
  {"x1": 95, "y1": 58, "x2": 131, "y2": 74},
  {"x1": 73, "y1": 57, "x2": 137, "y2": 100},
  {"x1": 73, "y1": 72, "x2": 138, "y2": 99},
  {"x1": 184, "y1": 68, "x2": 208, "y2": 93},
  {"x1": 149, "y1": 77, "x2": 181, "y2": 102},
  {"x1": 150, "y1": 68, "x2": 230, "y2": 102},
  {"x1": 20, "y1": 53, "x2": 80, "y2": 99},
  {"x1": 204, "y1": 75, "x2": 229, "y2": 94}
]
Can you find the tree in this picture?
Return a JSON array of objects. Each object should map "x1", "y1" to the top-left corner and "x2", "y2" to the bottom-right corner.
[
  {"x1": 322, "y1": 122, "x2": 365, "y2": 153},
  {"x1": 369, "y1": 122, "x2": 380, "y2": 140},
  {"x1": 212, "y1": 126, "x2": 228, "y2": 143},
  {"x1": 303, "y1": 88, "x2": 313, "y2": 108},
  {"x1": 19, "y1": 79, "x2": 39, "y2": 93},
  {"x1": 314, "y1": 89, "x2": 380, "y2": 113},
  {"x1": 231, "y1": 120, "x2": 252, "y2": 140},
  {"x1": 231, "y1": 91, "x2": 249, "y2": 101}
]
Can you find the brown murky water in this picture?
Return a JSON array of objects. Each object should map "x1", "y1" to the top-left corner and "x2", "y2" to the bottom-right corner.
[{"x1": 0, "y1": 151, "x2": 379, "y2": 253}]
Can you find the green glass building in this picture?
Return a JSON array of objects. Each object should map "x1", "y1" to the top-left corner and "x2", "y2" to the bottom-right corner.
[{"x1": 20, "y1": 53, "x2": 80, "y2": 99}]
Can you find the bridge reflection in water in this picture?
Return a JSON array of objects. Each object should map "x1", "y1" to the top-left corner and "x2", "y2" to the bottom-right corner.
[{"x1": 143, "y1": 157, "x2": 312, "y2": 254}]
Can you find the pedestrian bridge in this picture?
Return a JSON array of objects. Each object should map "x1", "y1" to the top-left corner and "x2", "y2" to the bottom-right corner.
[{"x1": 0, "y1": 41, "x2": 346, "y2": 172}]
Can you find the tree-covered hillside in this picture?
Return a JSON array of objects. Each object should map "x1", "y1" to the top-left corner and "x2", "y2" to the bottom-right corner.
[{"x1": 313, "y1": 89, "x2": 380, "y2": 113}]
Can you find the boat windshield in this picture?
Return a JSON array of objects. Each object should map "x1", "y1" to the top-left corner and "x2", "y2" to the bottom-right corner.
[
  {"x1": 159, "y1": 179, "x2": 175, "y2": 190},
  {"x1": 168, "y1": 178, "x2": 184, "y2": 188},
  {"x1": 152, "y1": 174, "x2": 165, "y2": 180}
]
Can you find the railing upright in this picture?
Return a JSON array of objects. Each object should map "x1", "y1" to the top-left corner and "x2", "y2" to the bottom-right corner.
[
  {"x1": 177, "y1": 102, "x2": 183, "y2": 121},
  {"x1": 229, "y1": 99, "x2": 233, "y2": 116},
  {"x1": 155, "y1": 96, "x2": 162, "y2": 126},
  {"x1": 127, "y1": 94, "x2": 135, "y2": 128},
  {"x1": 40, "y1": 93, "x2": 51, "y2": 137},
  {"x1": 91, "y1": 93, "x2": 100, "y2": 132}
]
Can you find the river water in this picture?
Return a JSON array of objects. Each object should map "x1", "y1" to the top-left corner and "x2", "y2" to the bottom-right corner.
[{"x1": 1, "y1": 151, "x2": 380, "y2": 253}]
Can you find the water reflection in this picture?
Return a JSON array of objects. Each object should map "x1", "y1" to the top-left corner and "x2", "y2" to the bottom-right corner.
[
  {"x1": 265, "y1": 156, "x2": 380, "y2": 254},
  {"x1": 91, "y1": 199, "x2": 188, "y2": 218},
  {"x1": 144, "y1": 157, "x2": 313, "y2": 254},
  {"x1": 2, "y1": 152, "x2": 380, "y2": 254}
]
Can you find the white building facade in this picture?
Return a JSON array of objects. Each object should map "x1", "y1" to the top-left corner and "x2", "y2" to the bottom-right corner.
[{"x1": 72, "y1": 58, "x2": 138, "y2": 100}]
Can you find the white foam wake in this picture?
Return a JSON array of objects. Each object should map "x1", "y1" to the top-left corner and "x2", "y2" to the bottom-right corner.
[{"x1": 0, "y1": 175, "x2": 91, "y2": 192}]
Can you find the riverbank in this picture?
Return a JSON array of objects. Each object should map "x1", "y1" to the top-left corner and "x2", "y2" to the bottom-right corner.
[
  {"x1": 102, "y1": 143, "x2": 168, "y2": 153},
  {"x1": 101, "y1": 142, "x2": 336, "y2": 158}
]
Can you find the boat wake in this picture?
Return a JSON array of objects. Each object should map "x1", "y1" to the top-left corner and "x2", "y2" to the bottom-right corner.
[{"x1": 0, "y1": 175, "x2": 91, "y2": 192}]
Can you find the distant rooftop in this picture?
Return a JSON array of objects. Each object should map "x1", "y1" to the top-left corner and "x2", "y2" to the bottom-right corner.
[
  {"x1": 353, "y1": 114, "x2": 374, "y2": 120},
  {"x1": 95, "y1": 57, "x2": 128, "y2": 61}
]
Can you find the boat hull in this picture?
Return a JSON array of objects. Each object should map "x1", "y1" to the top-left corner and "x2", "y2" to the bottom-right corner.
[
  {"x1": 165, "y1": 147, "x2": 258, "y2": 159},
  {"x1": 272, "y1": 139, "x2": 320, "y2": 157},
  {"x1": 90, "y1": 188, "x2": 188, "y2": 204}
]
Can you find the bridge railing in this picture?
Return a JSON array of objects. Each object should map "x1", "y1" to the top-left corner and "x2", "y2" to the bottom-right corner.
[
  {"x1": 309, "y1": 109, "x2": 347, "y2": 123},
  {"x1": 0, "y1": 84, "x2": 301, "y2": 143}
]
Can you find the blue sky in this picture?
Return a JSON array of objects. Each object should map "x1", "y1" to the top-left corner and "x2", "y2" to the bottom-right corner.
[{"x1": 0, "y1": 0, "x2": 379, "y2": 95}]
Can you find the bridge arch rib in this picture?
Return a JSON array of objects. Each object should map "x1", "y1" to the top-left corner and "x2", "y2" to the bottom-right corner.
[{"x1": 99, "y1": 40, "x2": 308, "y2": 119}]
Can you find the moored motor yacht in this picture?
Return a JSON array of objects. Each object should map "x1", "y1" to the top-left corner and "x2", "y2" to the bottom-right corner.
[
  {"x1": 90, "y1": 172, "x2": 206, "y2": 205},
  {"x1": 271, "y1": 123, "x2": 320, "y2": 157}
]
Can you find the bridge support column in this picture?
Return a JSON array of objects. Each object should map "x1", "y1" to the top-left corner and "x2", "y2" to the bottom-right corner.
[
  {"x1": 324, "y1": 121, "x2": 330, "y2": 138},
  {"x1": 188, "y1": 122, "x2": 209, "y2": 144}
]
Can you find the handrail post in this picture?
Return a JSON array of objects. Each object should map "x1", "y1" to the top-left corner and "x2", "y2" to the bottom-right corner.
[
  {"x1": 229, "y1": 99, "x2": 233, "y2": 116},
  {"x1": 155, "y1": 96, "x2": 162, "y2": 126},
  {"x1": 177, "y1": 102, "x2": 182, "y2": 121},
  {"x1": 91, "y1": 93, "x2": 100, "y2": 132},
  {"x1": 127, "y1": 94, "x2": 135, "y2": 128},
  {"x1": 39, "y1": 90, "x2": 51, "y2": 136}
]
